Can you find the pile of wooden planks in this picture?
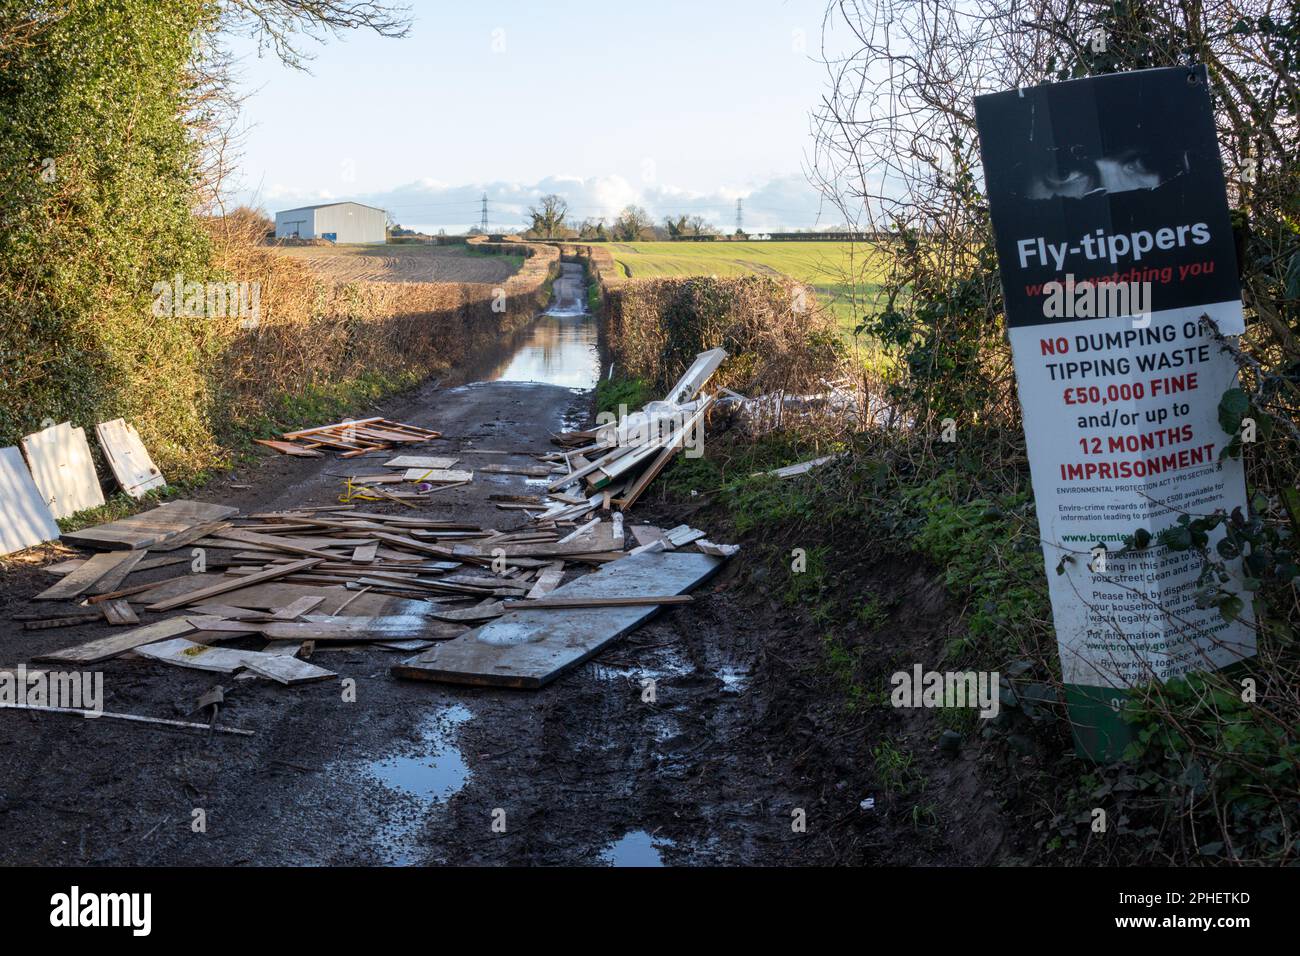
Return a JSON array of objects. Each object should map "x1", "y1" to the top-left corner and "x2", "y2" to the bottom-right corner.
[
  {"x1": 1, "y1": 416, "x2": 169, "y2": 557},
  {"x1": 541, "y1": 348, "x2": 727, "y2": 513},
  {"x1": 255, "y1": 417, "x2": 441, "y2": 459}
]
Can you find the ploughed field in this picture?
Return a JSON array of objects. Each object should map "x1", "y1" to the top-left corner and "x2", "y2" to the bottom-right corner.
[{"x1": 272, "y1": 243, "x2": 524, "y2": 284}]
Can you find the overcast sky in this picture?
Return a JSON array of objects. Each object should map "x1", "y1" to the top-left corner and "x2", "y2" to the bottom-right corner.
[{"x1": 223, "y1": 0, "x2": 840, "y2": 232}]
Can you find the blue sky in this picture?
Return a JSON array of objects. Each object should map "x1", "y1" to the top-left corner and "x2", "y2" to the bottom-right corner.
[{"x1": 223, "y1": 0, "x2": 840, "y2": 232}]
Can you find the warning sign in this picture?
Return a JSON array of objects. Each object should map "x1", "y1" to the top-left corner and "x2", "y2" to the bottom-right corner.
[{"x1": 975, "y1": 67, "x2": 1256, "y2": 757}]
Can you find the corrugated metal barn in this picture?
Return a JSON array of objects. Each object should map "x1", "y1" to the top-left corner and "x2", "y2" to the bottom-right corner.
[{"x1": 274, "y1": 201, "x2": 387, "y2": 244}]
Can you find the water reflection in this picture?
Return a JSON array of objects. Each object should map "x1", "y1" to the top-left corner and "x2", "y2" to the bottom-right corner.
[
  {"x1": 489, "y1": 312, "x2": 599, "y2": 389},
  {"x1": 485, "y1": 262, "x2": 599, "y2": 389}
]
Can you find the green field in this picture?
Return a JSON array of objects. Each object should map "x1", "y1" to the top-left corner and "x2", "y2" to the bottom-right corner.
[{"x1": 606, "y1": 241, "x2": 888, "y2": 336}]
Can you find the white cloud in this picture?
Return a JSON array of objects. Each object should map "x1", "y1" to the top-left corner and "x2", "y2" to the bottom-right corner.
[{"x1": 244, "y1": 174, "x2": 841, "y2": 233}]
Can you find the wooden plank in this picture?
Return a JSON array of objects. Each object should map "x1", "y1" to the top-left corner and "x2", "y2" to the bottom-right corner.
[
  {"x1": 525, "y1": 562, "x2": 565, "y2": 600},
  {"x1": 663, "y1": 347, "x2": 727, "y2": 404},
  {"x1": 393, "y1": 551, "x2": 722, "y2": 688},
  {"x1": 619, "y1": 399, "x2": 715, "y2": 510},
  {"x1": 95, "y1": 418, "x2": 165, "y2": 498},
  {"x1": 477, "y1": 464, "x2": 551, "y2": 477},
  {"x1": 383, "y1": 456, "x2": 458, "y2": 470},
  {"x1": 21, "y1": 422, "x2": 105, "y2": 520},
  {"x1": 281, "y1": 417, "x2": 383, "y2": 440},
  {"x1": 350, "y1": 541, "x2": 379, "y2": 565},
  {"x1": 0, "y1": 446, "x2": 61, "y2": 556},
  {"x1": 401, "y1": 468, "x2": 473, "y2": 483},
  {"x1": 257, "y1": 617, "x2": 427, "y2": 640},
  {"x1": 502, "y1": 595, "x2": 693, "y2": 610},
  {"x1": 216, "y1": 528, "x2": 349, "y2": 560},
  {"x1": 430, "y1": 600, "x2": 505, "y2": 623},
  {"x1": 242, "y1": 653, "x2": 336, "y2": 685},
  {"x1": 34, "y1": 551, "x2": 139, "y2": 601},
  {"x1": 135, "y1": 637, "x2": 335, "y2": 684},
  {"x1": 253, "y1": 439, "x2": 324, "y2": 458},
  {"x1": 146, "y1": 558, "x2": 323, "y2": 611},
  {"x1": 100, "y1": 600, "x2": 140, "y2": 625},
  {"x1": 271, "y1": 596, "x2": 326, "y2": 620},
  {"x1": 35, "y1": 617, "x2": 196, "y2": 665},
  {"x1": 62, "y1": 500, "x2": 238, "y2": 551},
  {"x1": 22, "y1": 614, "x2": 103, "y2": 630},
  {"x1": 88, "y1": 549, "x2": 148, "y2": 594}
]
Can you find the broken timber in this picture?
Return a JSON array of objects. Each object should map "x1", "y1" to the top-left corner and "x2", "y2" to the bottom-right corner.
[{"x1": 392, "y1": 550, "x2": 722, "y2": 688}]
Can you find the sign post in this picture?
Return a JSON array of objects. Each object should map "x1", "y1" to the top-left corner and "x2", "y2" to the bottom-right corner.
[{"x1": 975, "y1": 66, "x2": 1256, "y2": 761}]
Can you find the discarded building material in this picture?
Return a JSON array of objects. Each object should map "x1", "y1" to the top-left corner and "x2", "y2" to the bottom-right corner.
[
  {"x1": 384, "y1": 456, "x2": 458, "y2": 470},
  {"x1": 35, "y1": 617, "x2": 196, "y2": 665},
  {"x1": 664, "y1": 348, "x2": 728, "y2": 405},
  {"x1": 62, "y1": 500, "x2": 238, "y2": 551},
  {"x1": 476, "y1": 463, "x2": 552, "y2": 478},
  {"x1": 262, "y1": 418, "x2": 442, "y2": 458},
  {"x1": 501, "y1": 595, "x2": 693, "y2": 610},
  {"x1": 0, "y1": 703, "x2": 254, "y2": 736},
  {"x1": 767, "y1": 455, "x2": 838, "y2": 479},
  {"x1": 96, "y1": 418, "x2": 165, "y2": 498},
  {"x1": 32, "y1": 548, "x2": 144, "y2": 600},
  {"x1": 401, "y1": 468, "x2": 473, "y2": 483},
  {"x1": 100, "y1": 600, "x2": 140, "y2": 625},
  {"x1": 0, "y1": 446, "x2": 61, "y2": 557},
  {"x1": 253, "y1": 439, "x2": 324, "y2": 458},
  {"x1": 135, "y1": 638, "x2": 335, "y2": 684},
  {"x1": 146, "y1": 557, "x2": 323, "y2": 611},
  {"x1": 393, "y1": 550, "x2": 723, "y2": 688},
  {"x1": 21, "y1": 422, "x2": 105, "y2": 520}
]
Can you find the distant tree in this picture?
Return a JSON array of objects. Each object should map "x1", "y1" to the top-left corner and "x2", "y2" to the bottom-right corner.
[
  {"x1": 687, "y1": 215, "x2": 715, "y2": 236},
  {"x1": 663, "y1": 214, "x2": 689, "y2": 238},
  {"x1": 527, "y1": 193, "x2": 568, "y2": 238},
  {"x1": 613, "y1": 205, "x2": 654, "y2": 241}
]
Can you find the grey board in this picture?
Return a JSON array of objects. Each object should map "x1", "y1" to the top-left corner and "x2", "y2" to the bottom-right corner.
[{"x1": 392, "y1": 549, "x2": 722, "y2": 688}]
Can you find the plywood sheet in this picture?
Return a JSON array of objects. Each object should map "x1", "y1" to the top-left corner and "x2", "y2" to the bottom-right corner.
[
  {"x1": 21, "y1": 422, "x2": 104, "y2": 519},
  {"x1": 95, "y1": 418, "x2": 165, "y2": 498},
  {"x1": 0, "y1": 446, "x2": 60, "y2": 557},
  {"x1": 62, "y1": 500, "x2": 238, "y2": 551},
  {"x1": 393, "y1": 550, "x2": 721, "y2": 688},
  {"x1": 384, "y1": 456, "x2": 458, "y2": 470}
]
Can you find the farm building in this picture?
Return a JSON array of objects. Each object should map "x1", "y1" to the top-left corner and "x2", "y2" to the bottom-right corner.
[{"x1": 274, "y1": 201, "x2": 387, "y2": 244}]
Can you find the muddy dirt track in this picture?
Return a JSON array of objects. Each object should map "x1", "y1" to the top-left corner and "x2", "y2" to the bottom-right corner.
[
  {"x1": 1, "y1": 263, "x2": 1009, "y2": 866},
  {"x1": 0, "y1": 266, "x2": 847, "y2": 866},
  {"x1": 272, "y1": 243, "x2": 522, "y2": 284}
]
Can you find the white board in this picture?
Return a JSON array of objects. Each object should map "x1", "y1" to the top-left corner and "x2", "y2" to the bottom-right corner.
[
  {"x1": 383, "y1": 456, "x2": 459, "y2": 470},
  {"x1": 0, "y1": 446, "x2": 61, "y2": 556},
  {"x1": 21, "y1": 421, "x2": 105, "y2": 519},
  {"x1": 96, "y1": 418, "x2": 165, "y2": 498},
  {"x1": 402, "y1": 468, "x2": 473, "y2": 483}
]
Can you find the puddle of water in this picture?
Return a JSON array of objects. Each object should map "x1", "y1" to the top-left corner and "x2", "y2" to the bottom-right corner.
[
  {"x1": 716, "y1": 664, "x2": 750, "y2": 693},
  {"x1": 489, "y1": 312, "x2": 599, "y2": 390},
  {"x1": 481, "y1": 262, "x2": 599, "y2": 389},
  {"x1": 599, "y1": 830, "x2": 675, "y2": 867},
  {"x1": 367, "y1": 704, "x2": 472, "y2": 803}
]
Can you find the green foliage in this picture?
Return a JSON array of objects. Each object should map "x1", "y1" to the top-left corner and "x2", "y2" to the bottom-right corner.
[
  {"x1": 593, "y1": 375, "x2": 654, "y2": 417},
  {"x1": 898, "y1": 472, "x2": 1051, "y2": 663},
  {"x1": 0, "y1": 0, "x2": 216, "y2": 466},
  {"x1": 1119, "y1": 670, "x2": 1299, "y2": 862},
  {"x1": 872, "y1": 740, "x2": 924, "y2": 795}
]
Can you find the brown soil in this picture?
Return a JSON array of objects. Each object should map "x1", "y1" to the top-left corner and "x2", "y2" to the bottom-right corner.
[
  {"x1": 0, "y1": 306, "x2": 1017, "y2": 865},
  {"x1": 271, "y1": 244, "x2": 523, "y2": 284}
]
